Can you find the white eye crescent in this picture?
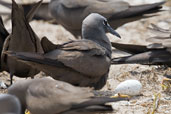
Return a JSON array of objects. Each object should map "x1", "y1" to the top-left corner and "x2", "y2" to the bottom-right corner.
[{"x1": 103, "y1": 20, "x2": 108, "y2": 26}]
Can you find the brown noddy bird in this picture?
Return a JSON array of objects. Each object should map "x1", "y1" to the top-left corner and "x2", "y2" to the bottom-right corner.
[
  {"x1": 8, "y1": 77, "x2": 128, "y2": 114},
  {"x1": 110, "y1": 24, "x2": 171, "y2": 66},
  {"x1": 49, "y1": 0, "x2": 165, "y2": 37},
  {"x1": 0, "y1": 0, "x2": 53, "y2": 22},
  {"x1": 0, "y1": 94, "x2": 21, "y2": 114},
  {"x1": 1, "y1": 0, "x2": 44, "y2": 84},
  {"x1": 5, "y1": 13, "x2": 121, "y2": 89}
]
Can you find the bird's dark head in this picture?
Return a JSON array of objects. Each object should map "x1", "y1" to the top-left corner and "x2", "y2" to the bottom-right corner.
[{"x1": 82, "y1": 13, "x2": 121, "y2": 38}]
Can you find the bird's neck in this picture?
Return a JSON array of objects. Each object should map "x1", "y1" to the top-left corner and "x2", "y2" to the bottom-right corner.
[{"x1": 82, "y1": 29, "x2": 112, "y2": 58}]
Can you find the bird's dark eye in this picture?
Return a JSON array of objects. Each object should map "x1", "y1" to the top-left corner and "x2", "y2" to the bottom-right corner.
[{"x1": 103, "y1": 20, "x2": 108, "y2": 26}]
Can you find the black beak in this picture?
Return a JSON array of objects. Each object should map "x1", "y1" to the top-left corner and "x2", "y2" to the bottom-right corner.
[{"x1": 107, "y1": 24, "x2": 121, "y2": 38}]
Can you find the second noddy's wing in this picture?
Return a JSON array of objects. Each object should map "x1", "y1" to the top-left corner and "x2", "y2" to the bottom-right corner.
[
  {"x1": 111, "y1": 49, "x2": 171, "y2": 66},
  {"x1": 1, "y1": 0, "x2": 43, "y2": 57},
  {"x1": 1, "y1": 0, "x2": 44, "y2": 85},
  {"x1": 26, "y1": 0, "x2": 43, "y2": 22},
  {"x1": 111, "y1": 42, "x2": 171, "y2": 55},
  {"x1": 22, "y1": 2, "x2": 53, "y2": 21},
  {"x1": 0, "y1": 0, "x2": 42, "y2": 62},
  {"x1": 111, "y1": 42, "x2": 148, "y2": 54},
  {"x1": 1, "y1": 0, "x2": 43, "y2": 66},
  {"x1": 111, "y1": 25, "x2": 171, "y2": 66}
]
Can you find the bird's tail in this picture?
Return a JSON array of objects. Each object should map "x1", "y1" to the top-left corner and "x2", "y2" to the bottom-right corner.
[
  {"x1": 63, "y1": 97, "x2": 129, "y2": 113},
  {"x1": 4, "y1": 51, "x2": 65, "y2": 68}
]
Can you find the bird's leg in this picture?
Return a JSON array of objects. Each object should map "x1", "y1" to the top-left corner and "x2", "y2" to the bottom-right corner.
[
  {"x1": 25, "y1": 109, "x2": 31, "y2": 114},
  {"x1": 110, "y1": 93, "x2": 131, "y2": 99},
  {"x1": 10, "y1": 73, "x2": 13, "y2": 85}
]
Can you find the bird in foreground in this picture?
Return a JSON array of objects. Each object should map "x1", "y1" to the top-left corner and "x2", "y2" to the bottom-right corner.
[
  {"x1": 8, "y1": 77, "x2": 128, "y2": 114},
  {"x1": 0, "y1": 94, "x2": 21, "y2": 114},
  {"x1": 0, "y1": 0, "x2": 54, "y2": 22},
  {"x1": 1, "y1": 0, "x2": 44, "y2": 85},
  {"x1": 111, "y1": 24, "x2": 171, "y2": 66},
  {"x1": 49, "y1": 0, "x2": 165, "y2": 37},
  {"x1": 5, "y1": 13, "x2": 121, "y2": 89}
]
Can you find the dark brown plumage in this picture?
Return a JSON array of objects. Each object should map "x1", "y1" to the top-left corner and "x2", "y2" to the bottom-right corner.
[
  {"x1": 1, "y1": 0, "x2": 44, "y2": 84},
  {"x1": 5, "y1": 13, "x2": 120, "y2": 89}
]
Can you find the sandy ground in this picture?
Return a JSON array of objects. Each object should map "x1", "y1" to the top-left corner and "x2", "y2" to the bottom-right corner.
[{"x1": 0, "y1": 0, "x2": 171, "y2": 114}]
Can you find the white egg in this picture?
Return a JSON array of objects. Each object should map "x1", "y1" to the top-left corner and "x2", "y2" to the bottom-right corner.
[{"x1": 114, "y1": 80, "x2": 142, "y2": 96}]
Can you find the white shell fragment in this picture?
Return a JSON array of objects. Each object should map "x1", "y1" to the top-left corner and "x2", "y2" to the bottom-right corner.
[
  {"x1": 0, "y1": 81, "x2": 7, "y2": 89},
  {"x1": 114, "y1": 80, "x2": 142, "y2": 96}
]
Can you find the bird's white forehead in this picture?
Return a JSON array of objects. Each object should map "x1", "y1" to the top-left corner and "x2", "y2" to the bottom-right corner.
[{"x1": 83, "y1": 13, "x2": 106, "y2": 24}]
